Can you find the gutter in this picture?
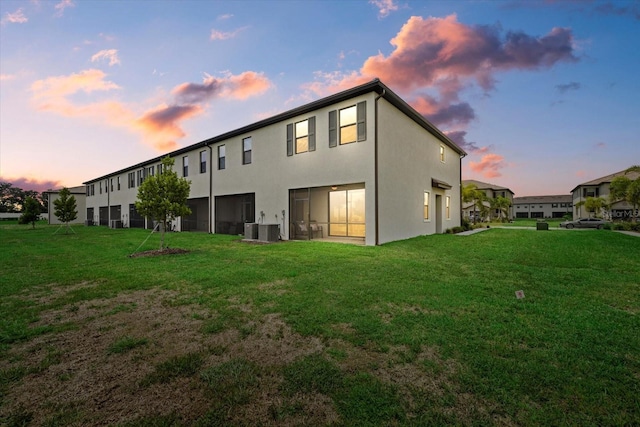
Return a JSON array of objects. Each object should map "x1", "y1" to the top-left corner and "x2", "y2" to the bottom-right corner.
[
  {"x1": 374, "y1": 88, "x2": 385, "y2": 246},
  {"x1": 206, "y1": 143, "x2": 213, "y2": 234}
]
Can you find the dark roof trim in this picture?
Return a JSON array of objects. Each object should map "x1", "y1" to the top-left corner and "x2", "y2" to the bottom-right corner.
[
  {"x1": 84, "y1": 79, "x2": 466, "y2": 184},
  {"x1": 432, "y1": 178, "x2": 452, "y2": 190}
]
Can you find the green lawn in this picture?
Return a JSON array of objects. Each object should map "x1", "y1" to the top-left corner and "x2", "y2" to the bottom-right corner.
[{"x1": 1, "y1": 223, "x2": 639, "y2": 426}]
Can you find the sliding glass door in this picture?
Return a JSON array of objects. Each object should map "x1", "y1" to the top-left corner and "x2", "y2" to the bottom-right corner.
[{"x1": 329, "y1": 188, "x2": 365, "y2": 237}]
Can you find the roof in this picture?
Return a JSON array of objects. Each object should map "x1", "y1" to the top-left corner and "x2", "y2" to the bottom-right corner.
[
  {"x1": 84, "y1": 79, "x2": 466, "y2": 184},
  {"x1": 570, "y1": 167, "x2": 640, "y2": 193},
  {"x1": 462, "y1": 179, "x2": 514, "y2": 195},
  {"x1": 513, "y1": 195, "x2": 572, "y2": 204}
]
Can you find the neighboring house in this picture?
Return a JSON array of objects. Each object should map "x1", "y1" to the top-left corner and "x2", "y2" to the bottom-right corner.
[
  {"x1": 43, "y1": 186, "x2": 87, "y2": 225},
  {"x1": 571, "y1": 168, "x2": 640, "y2": 220},
  {"x1": 461, "y1": 179, "x2": 515, "y2": 221},
  {"x1": 512, "y1": 195, "x2": 572, "y2": 219},
  {"x1": 83, "y1": 79, "x2": 466, "y2": 245}
]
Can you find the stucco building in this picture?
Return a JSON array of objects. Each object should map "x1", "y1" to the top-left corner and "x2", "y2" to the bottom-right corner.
[
  {"x1": 461, "y1": 179, "x2": 515, "y2": 221},
  {"x1": 83, "y1": 79, "x2": 466, "y2": 245},
  {"x1": 512, "y1": 195, "x2": 572, "y2": 219},
  {"x1": 44, "y1": 186, "x2": 87, "y2": 225},
  {"x1": 571, "y1": 168, "x2": 639, "y2": 220}
]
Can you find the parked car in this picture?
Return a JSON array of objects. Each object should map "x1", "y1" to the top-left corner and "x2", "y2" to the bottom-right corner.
[{"x1": 559, "y1": 218, "x2": 608, "y2": 229}]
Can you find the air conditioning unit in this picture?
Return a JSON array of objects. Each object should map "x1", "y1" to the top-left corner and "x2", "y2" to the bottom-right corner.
[
  {"x1": 109, "y1": 219, "x2": 123, "y2": 229},
  {"x1": 258, "y1": 224, "x2": 279, "y2": 242},
  {"x1": 84, "y1": 219, "x2": 94, "y2": 226},
  {"x1": 244, "y1": 223, "x2": 258, "y2": 240}
]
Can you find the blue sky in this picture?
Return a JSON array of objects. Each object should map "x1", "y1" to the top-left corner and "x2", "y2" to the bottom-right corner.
[{"x1": 1, "y1": 0, "x2": 639, "y2": 196}]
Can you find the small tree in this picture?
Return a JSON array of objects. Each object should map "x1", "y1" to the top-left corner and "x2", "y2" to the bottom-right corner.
[
  {"x1": 584, "y1": 196, "x2": 607, "y2": 218},
  {"x1": 19, "y1": 197, "x2": 41, "y2": 229},
  {"x1": 54, "y1": 187, "x2": 78, "y2": 234},
  {"x1": 135, "y1": 156, "x2": 191, "y2": 250}
]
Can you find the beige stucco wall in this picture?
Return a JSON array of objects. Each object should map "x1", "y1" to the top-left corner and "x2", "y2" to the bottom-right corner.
[
  {"x1": 377, "y1": 98, "x2": 461, "y2": 243},
  {"x1": 211, "y1": 92, "x2": 377, "y2": 245}
]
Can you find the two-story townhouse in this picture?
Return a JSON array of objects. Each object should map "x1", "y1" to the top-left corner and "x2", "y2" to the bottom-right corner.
[
  {"x1": 512, "y1": 195, "x2": 572, "y2": 219},
  {"x1": 461, "y1": 179, "x2": 515, "y2": 221},
  {"x1": 83, "y1": 79, "x2": 466, "y2": 245},
  {"x1": 570, "y1": 168, "x2": 640, "y2": 220}
]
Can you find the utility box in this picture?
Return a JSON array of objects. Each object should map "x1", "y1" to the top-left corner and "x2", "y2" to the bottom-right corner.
[
  {"x1": 258, "y1": 224, "x2": 279, "y2": 242},
  {"x1": 244, "y1": 223, "x2": 259, "y2": 240},
  {"x1": 536, "y1": 222, "x2": 549, "y2": 231},
  {"x1": 84, "y1": 219, "x2": 94, "y2": 226},
  {"x1": 109, "y1": 219, "x2": 123, "y2": 229}
]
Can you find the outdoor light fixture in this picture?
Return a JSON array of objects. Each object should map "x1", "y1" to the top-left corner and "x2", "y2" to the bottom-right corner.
[{"x1": 331, "y1": 186, "x2": 337, "y2": 190}]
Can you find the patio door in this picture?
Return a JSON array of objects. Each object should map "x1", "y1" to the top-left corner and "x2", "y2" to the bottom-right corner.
[
  {"x1": 329, "y1": 188, "x2": 365, "y2": 237},
  {"x1": 290, "y1": 188, "x2": 310, "y2": 239}
]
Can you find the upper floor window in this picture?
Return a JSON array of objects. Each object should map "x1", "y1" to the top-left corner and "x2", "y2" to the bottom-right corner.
[
  {"x1": 128, "y1": 172, "x2": 135, "y2": 188},
  {"x1": 329, "y1": 101, "x2": 366, "y2": 147},
  {"x1": 424, "y1": 191, "x2": 430, "y2": 221},
  {"x1": 287, "y1": 117, "x2": 316, "y2": 156},
  {"x1": 200, "y1": 150, "x2": 207, "y2": 173},
  {"x1": 99, "y1": 181, "x2": 102, "y2": 194},
  {"x1": 243, "y1": 137, "x2": 252, "y2": 165},
  {"x1": 440, "y1": 145, "x2": 445, "y2": 162},
  {"x1": 218, "y1": 145, "x2": 226, "y2": 170},
  {"x1": 110, "y1": 178, "x2": 114, "y2": 192},
  {"x1": 148, "y1": 166, "x2": 154, "y2": 177},
  {"x1": 157, "y1": 164, "x2": 163, "y2": 175},
  {"x1": 183, "y1": 156, "x2": 189, "y2": 177},
  {"x1": 117, "y1": 177, "x2": 121, "y2": 191}
]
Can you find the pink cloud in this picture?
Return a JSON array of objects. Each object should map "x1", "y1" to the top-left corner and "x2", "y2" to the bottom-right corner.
[
  {"x1": 1, "y1": 176, "x2": 62, "y2": 193},
  {"x1": 91, "y1": 49, "x2": 121, "y2": 66},
  {"x1": 173, "y1": 71, "x2": 271, "y2": 103},
  {"x1": 54, "y1": 0, "x2": 74, "y2": 17},
  {"x1": 469, "y1": 153, "x2": 506, "y2": 178},
  {"x1": 31, "y1": 69, "x2": 272, "y2": 151},
  {"x1": 370, "y1": 0, "x2": 399, "y2": 18},
  {"x1": 1, "y1": 8, "x2": 28, "y2": 24},
  {"x1": 210, "y1": 26, "x2": 248, "y2": 41},
  {"x1": 135, "y1": 104, "x2": 203, "y2": 151}
]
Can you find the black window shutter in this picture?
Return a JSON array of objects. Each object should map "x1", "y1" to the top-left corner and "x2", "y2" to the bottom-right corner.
[
  {"x1": 329, "y1": 110, "x2": 337, "y2": 147},
  {"x1": 357, "y1": 101, "x2": 366, "y2": 141},
  {"x1": 308, "y1": 116, "x2": 316, "y2": 151},
  {"x1": 286, "y1": 123, "x2": 293, "y2": 156}
]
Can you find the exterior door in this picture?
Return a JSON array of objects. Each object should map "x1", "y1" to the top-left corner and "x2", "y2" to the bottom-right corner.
[{"x1": 329, "y1": 189, "x2": 365, "y2": 237}]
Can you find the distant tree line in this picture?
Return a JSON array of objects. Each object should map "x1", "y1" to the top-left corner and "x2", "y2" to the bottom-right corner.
[{"x1": 0, "y1": 182, "x2": 48, "y2": 213}]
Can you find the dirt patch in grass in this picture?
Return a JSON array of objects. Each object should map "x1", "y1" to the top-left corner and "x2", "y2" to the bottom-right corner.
[
  {"x1": 128, "y1": 248, "x2": 190, "y2": 258},
  {"x1": 1, "y1": 284, "x2": 506, "y2": 426}
]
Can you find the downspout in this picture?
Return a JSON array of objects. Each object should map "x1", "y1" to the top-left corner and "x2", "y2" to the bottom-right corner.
[
  {"x1": 374, "y1": 88, "x2": 385, "y2": 246},
  {"x1": 207, "y1": 143, "x2": 213, "y2": 234}
]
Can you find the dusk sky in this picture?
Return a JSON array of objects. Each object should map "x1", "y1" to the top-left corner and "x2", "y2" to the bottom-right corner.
[{"x1": 1, "y1": 0, "x2": 639, "y2": 197}]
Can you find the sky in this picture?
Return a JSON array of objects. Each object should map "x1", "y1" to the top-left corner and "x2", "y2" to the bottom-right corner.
[{"x1": 1, "y1": 0, "x2": 639, "y2": 197}]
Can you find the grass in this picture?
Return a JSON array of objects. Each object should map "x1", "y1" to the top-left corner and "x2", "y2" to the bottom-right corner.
[{"x1": 0, "y1": 222, "x2": 639, "y2": 425}]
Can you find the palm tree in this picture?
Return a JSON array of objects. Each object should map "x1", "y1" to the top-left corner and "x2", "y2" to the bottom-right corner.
[
  {"x1": 462, "y1": 184, "x2": 486, "y2": 223},
  {"x1": 490, "y1": 196, "x2": 511, "y2": 222}
]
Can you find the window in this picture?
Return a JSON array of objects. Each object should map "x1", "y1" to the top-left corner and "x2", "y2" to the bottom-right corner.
[
  {"x1": 200, "y1": 150, "x2": 207, "y2": 173},
  {"x1": 424, "y1": 192, "x2": 430, "y2": 221},
  {"x1": 552, "y1": 203, "x2": 558, "y2": 208},
  {"x1": 137, "y1": 170, "x2": 144, "y2": 186},
  {"x1": 243, "y1": 137, "x2": 252, "y2": 165},
  {"x1": 329, "y1": 101, "x2": 366, "y2": 147},
  {"x1": 340, "y1": 106, "x2": 357, "y2": 144},
  {"x1": 148, "y1": 166, "x2": 154, "y2": 177},
  {"x1": 218, "y1": 145, "x2": 226, "y2": 170},
  {"x1": 110, "y1": 178, "x2": 114, "y2": 192},
  {"x1": 183, "y1": 156, "x2": 189, "y2": 177},
  {"x1": 99, "y1": 181, "x2": 102, "y2": 194},
  {"x1": 287, "y1": 117, "x2": 316, "y2": 156},
  {"x1": 446, "y1": 196, "x2": 451, "y2": 219},
  {"x1": 128, "y1": 172, "x2": 135, "y2": 188},
  {"x1": 157, "y1": 164, "x2": 163, "y2": 175},
  {"x1": 440, "y1": 145, "x2": 445, "y2": 162}
]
